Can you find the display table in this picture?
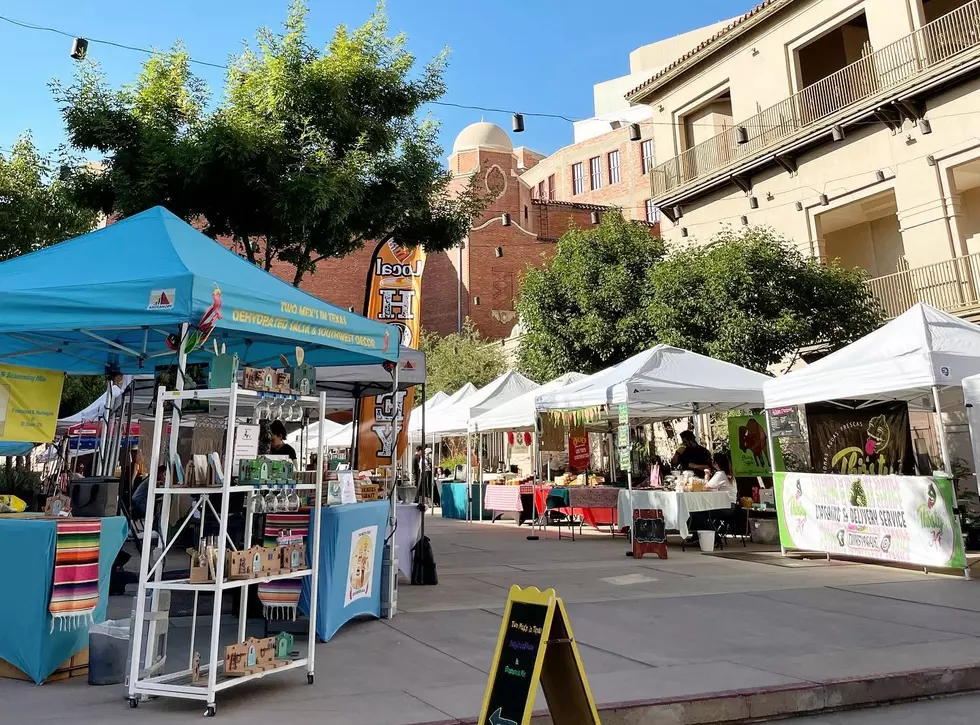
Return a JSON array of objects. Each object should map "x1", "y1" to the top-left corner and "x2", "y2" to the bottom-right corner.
[
  {"x1": 392, "y1": 503, "x2": 422, "y2": 579},
  {"x1": 483, "y1": 484, "x2": 522, "y2": 523},
  {"x1": 617, "y1": 490, "x2": 732, "y2": 539},
  {"x1": 440, "y1": 482, "x2": 492, "y2": 521},
  {"x1": 301, "y1": 501, "x2": 388, "y2": 642},
  {"x1": 539, "y1": 486, "x2": 618, "y2": 530},
  {"x1": 0, "y1": 515, "x2": 127, "y2": 683}
]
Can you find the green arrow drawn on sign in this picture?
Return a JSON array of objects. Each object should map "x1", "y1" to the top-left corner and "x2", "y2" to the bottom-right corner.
[{"x1": 489, "y1": 707, "x2": 518, "y2": 725}]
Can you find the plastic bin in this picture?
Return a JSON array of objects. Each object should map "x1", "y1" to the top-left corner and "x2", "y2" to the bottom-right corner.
[
  {"x1": 698, "y1": 530, "x2": 716, "y2": 552},
  {"x1": 88, "y1": 619, "x2": 130, "y2": 685}
]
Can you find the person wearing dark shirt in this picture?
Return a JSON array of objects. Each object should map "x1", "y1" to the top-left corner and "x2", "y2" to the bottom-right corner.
[
  {"x1": 671, "y1": 430, "x2": 712, "y2": 474},
  {"x1": 269, "y1": 420, "x2": 297, "y2": 461}
]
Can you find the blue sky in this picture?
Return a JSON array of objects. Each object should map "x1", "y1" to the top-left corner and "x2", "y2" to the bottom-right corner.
[{"x1": 0, "y1": 0, "x2": 751, "y2": 160}]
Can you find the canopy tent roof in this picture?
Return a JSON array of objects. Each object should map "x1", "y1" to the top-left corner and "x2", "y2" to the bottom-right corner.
[
  {"x1": 0, "y1": 207, "x2": 399, "y2": 375},
  {"x1": 428, "y1": 371, "x2": 539, "y2": 436},
  {"x1": 471, "y1": 372, "x2": 586, "y2": 432},
  {"x1": 326, "y1": 422, "x2": 354, "y2": 449},
  {"x1": 408, "y1": 390, "x2": 449, "y2": 437},
  {"x1": 536, "y1": 345, "x2": 769, "y2": 419},
  {"x1": 764, "y1": 304, "x2": 980, "y2": 409},
  {"x1": 315, "y1": 348, "x2": 425, "y2": 407},
  {"x1": 286, "y1": 418, "x2": 343, "y2": 451}
]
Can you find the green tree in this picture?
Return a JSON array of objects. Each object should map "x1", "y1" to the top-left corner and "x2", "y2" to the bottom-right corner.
[
  {"x1": 59, "y1": 376, "x2": 110, "y2": 419},
  {"x1": 56, "y1": 1, "x2": 484, "y2": 283},
  {"x1": 0, "y1": 135, "x2": 98, "y2": 261},
  {"x1": 516, "y1": 212, "x2": 665, "y2": 381},
  {"x1": 419, "y1": 319, "x2": 506, "y2": 400},
  {"x1": 648, "y1": 226, "x2": 884, "y2": 372}
]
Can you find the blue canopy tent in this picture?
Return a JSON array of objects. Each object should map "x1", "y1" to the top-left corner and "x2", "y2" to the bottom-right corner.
[{"x1": 0, "y1": 206, "x2": 399, "y2": 374}]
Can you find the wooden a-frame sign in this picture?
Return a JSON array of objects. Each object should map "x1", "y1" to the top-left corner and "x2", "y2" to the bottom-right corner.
[{"x1": 478, "y1": 585, "x2": 601, "y2": 725}]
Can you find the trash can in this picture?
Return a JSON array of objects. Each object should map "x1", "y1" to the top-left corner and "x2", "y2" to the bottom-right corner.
[{"x1": 88, "y1": 619, "x2": 130, "y2": 685}]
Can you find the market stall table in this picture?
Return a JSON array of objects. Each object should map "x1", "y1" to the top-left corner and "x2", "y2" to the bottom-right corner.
[
  {"x1": 0, "y1": 515, "x2": 127, "y2": 683},
  {"x1": 440, "y1": 482, "x2": 492, "y2": 521},
  {"x1": 300, "y1": 501, "x2": 388, "y2": 642},
  {"x1": 617, "y1": 490, "x2": 732, "y2": 539},
  {"x1": 393, "y1": 503, "x2": 422, "y2": 579},
  {"x1": 483, "y1": 484, "x2": 523, "y2": 523}
]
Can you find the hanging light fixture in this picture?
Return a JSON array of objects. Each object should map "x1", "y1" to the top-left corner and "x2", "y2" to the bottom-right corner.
[
  {"x1": 741, "y1": 215, "x2": 749, "y2": 226},
  {"x1": 512, "y1": 113, "x2": 525, "y2": 133},
  {"x1": 71, "y1": 38, "x2": 89, "y2": 60},
  {"x1": 494, "y1": 247, "x2": 503, "y2": 258},
  {"x1": 735, "y1": 126, "x2": 749, "y2": 145},
  {"x1": 795, "y1": 201, "x2": 803, "y2": 211},
  {"x1": 629, "y1": 123, "x2": 641, "y2": 141},
  {"x1": 831, "y1": 125, "x2": 845, "y2": 142},
  {"x1": 819, "y1": 194, "x2": 829, "y2": 206},
  {"x1": 501, "y1": 212, "x2": 511, "y2": 226},
  {"x1": 590, "y1": 211, "x2": 600, "y2": 225},
  {"x1": 749, "y1": 196, "x2": 759, "y2": 209},
  {"x1": 919, "y1": 119, "x2": 932, "y2": 135}
]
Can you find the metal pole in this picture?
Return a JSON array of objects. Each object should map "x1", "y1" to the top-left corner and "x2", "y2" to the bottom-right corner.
[
  {"x1": 421, "y1": 383, "x2": 427, "y2": 507},
  {"x1": 527, "y1": 416, "x2": 541, "y2": 541},
  {"x1": 477, "y1": 428, "x2": 484, "y2": 522},
  {"x1": 931, "y1": 386, "x2": 969, "y2": 580},
  {"x1": 386, "y1": 359, "x2": 400, "y2": 617},
  {"x1": 625, "y1": 408, "x2": 634, "y2": 556},
  {"x1": 95, "y1": 378, "x2": 112, "y2": 476},
  {"x1": 466, "y1": 433, "x2": 472, "y2": 522},
  {"x1": 764, "y1": 409, "x2": 786, "y2": 557}
]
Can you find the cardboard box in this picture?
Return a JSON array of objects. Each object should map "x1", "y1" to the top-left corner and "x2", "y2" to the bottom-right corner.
[{"x1": 0, "y1": 648, "x2": 89, "y2": 683}]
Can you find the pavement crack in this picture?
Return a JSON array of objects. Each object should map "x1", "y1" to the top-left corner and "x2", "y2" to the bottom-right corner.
[{"x1": 379, "y1": 618, "x2": 490, "y2": 675}]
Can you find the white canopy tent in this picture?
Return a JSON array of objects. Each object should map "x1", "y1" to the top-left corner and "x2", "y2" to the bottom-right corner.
[
  {"x1": 427, "y1": 371, "x2": 539, "y2": 436},
  {"x1": 286, "y1": 418, "x2": 343, "y2": 452},
  {"x1": 535, "y1": 345, "x2": 769, "y2": 418},
  {"x1": 407, "y1": 390, "x2": 449, "y2": 440},
  {"x1": 764, "y1": 303, "x2": 980, "y2": 410},
  {"x1": 471, "y1": 372, "x2": 586, "y2": 432}
]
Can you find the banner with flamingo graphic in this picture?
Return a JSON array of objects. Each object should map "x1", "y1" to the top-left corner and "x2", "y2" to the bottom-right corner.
[{"x1": 774, "y1": 472, "x2": 965, "y2": 568}]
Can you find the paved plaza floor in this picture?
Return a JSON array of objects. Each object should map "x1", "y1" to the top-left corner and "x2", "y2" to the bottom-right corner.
[{"x1": 5, "y1": 514, "x2": 980, "y2": 724}]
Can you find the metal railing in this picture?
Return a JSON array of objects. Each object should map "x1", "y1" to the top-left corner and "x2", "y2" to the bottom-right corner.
[
  {"x1": 651, "y1": 0, "x2": 980, "y2": 197},
  {"x1": 866, "y1": 251, "x2": 980, "y2": 319}
]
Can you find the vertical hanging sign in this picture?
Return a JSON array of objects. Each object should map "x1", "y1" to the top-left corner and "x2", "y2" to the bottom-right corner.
[
  {"x1": 356, "y1": 239, "x2": 426, "y2": 470},
  {"x1": 617, "y1": 403, "x2": 630, "y2": 471}
]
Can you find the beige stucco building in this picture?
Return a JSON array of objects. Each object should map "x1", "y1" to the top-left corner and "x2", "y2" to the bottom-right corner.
[{"x1": 628, "y1": 0, "x2": 980, "y2": 320}]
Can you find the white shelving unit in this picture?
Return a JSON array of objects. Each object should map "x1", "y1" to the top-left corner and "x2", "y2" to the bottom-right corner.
[{"x1": 127, "y1": 383, "x2": 326, "y2": 717}]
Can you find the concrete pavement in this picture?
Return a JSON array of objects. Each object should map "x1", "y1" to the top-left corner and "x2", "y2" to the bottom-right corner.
[
  {"x1": 4, "y1": 514, "x2": 980, "y2": 724},
  {"x1": 772, "y1": 692, "x2": 980, "y2": 723}
]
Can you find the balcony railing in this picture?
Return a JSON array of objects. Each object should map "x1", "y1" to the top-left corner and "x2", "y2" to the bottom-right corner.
[
  {"x1": 867, "y1": 251, "x2": 980, "y2": 319},
  {"x1": 651, "y1": 0, "x2": 980, "y2": 198}
]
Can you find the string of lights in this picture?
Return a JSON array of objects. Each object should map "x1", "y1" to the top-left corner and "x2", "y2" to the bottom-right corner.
[{"x1": 8, "y1": 11, "x2": 979, "y2": 134}]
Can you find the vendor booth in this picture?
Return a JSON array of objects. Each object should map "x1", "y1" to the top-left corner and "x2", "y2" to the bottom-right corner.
[
  {"x1": 429, "y1": 371, "x2": 538, "y2": 521},
  {"x1": 0, "y1": 206, "x2": 411, "y2": 713},
  {"x1": 535, "y1": 345, "x2": 770, "y2": 543},
  {"x1": 764, "y1": 303, "x2": 975, "y2": 575}
]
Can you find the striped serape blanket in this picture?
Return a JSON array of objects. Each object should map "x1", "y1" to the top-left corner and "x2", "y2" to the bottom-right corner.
[
  {"x1": 258, "y1": 510, "x2": 310, "y2": 621},
  {"x1": 49, "y1": 519, "x2": 102, "y2": 631}
]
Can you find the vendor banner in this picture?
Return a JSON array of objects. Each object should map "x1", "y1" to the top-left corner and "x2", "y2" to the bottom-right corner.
[
  {"x1": 806, "y1": 402, "x2": 911, "y2": 475},
  {"x1": 356, "y1": 239, "x2": 425, "y2": 470},
  {"x1": 728, "y1": 415, "x2": 783, "y2": 476},
  {"x1": 774, "y1": 472, "x2": 965, "y2": 569},
  {"x1": 568, "y1": 424, "x2": 590, "y2": 473},
  {"x1": 0, "y1": 364, "x2": 64, "y2": 443}
]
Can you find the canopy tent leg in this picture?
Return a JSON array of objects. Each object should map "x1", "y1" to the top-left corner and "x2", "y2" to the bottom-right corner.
[
  {"x1": 764, "y1": 409, "x2": 785, "y2": 557},
  {"x1": 625, "y1": 415, "x2": 634, "y2": 557},
  {"x1": 477, "y1": 429, "x2": 484, "y2": 523},
  {"x1": 386, "y1": 360, "x2": 401, "y2": 616},
  {"x1": 527, "y1": 418, "x2": 541, "y2": 541},
  {"x1": 466, "y1": 434, "x2": 472, "y2": 522},
  {"x1": 932, "y1": 386, "x2": 970, "y2": 580},
  {"x1": 94, "y1": 378, "x2": 113, "y2": 476}
]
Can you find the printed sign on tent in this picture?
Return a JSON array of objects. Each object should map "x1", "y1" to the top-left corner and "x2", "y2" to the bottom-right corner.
[
  {"x1": 356, "y1": 239, "x2": 425, "y2": 470},
  {"x1": 774, "y1": 472, "x2": 965, "y2": 569},
  {"x1": 806, "y1": 402, "x2": 911, "y2": 475},
  {"x1": 728, "y1": 415, "x2": 783, "y2": 476},
  {"x1": 345, "y1": 525, "x2": 378, "y2": 606},
  {"x1": 0, "y1": 364, "x2": 65, "y2": 443}
]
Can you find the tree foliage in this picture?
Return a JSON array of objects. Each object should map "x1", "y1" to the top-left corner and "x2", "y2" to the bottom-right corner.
[
  {"x1": 418, "y1": 319, "x2": 506, "y2": 400},
  {"x1": 0, "y1": 135, "x2": 98, "y2": 261},
  {"x1": 516, "y1": 213, "x2": 665, "y2": 381},
  {"x1": 648, "y1": 227, "x2": 884, "y2": 372},
  {"x1": 59, "y1": 375, "x2": 110, "y2": 419},
  {"x1": 54, "y1": 1, "x2": 484, "y2": 283},
  {"x1": 517, "y1": 222, "x2": 884, "y2": 380}
]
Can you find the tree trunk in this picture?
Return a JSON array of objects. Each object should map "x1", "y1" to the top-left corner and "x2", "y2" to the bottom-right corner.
[
  {"x1": 238, "y1": 235, "x2": 257, "y2": 264},
  {"x1": 264, "y1": 242, "x2": 274, "y2": 272}
]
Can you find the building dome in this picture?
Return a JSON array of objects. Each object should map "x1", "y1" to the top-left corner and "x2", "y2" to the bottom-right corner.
[{"x1": 452, "y1": 122, "x2": 513, "y2": 153}]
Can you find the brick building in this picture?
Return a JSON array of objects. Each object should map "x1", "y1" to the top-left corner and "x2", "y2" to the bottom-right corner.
[{"x1": 266, "y1": 120, "x2": 659, "y2": 341}]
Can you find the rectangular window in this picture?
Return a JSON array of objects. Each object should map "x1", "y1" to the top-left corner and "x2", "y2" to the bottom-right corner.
[
  {"x1": 547, "y1": 174, "x2": 555, "y2": 200},
  {"x1": 589, "y1": 156, "x2": 602, "y2": 191},
  {"x1": 572, "y1": 163, "x2": 584, "y2": 195},
  {"x1": 645, "y1": 199, "x2": 659, "y2": 223},
  {"x1": 608, "y1": 150, "x2": 621, "y2": 185},
  {"x1": 537, "y1": 180, "x2": 545, "y2": 199},
  {"x1": 641, "y1": 139, "x2": 654, "y2": 174}
]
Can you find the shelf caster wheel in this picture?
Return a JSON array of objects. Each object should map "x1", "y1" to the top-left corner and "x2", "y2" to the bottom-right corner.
[
  {"x1": 307, "y1": 673, "x2": 315, "y2": 685},
  {"x1": 205, "y1": 705, "x2": 216, "y2": 718},
  {"x1": 128, "y1": 698, "x2": 139, "y2": 709}
]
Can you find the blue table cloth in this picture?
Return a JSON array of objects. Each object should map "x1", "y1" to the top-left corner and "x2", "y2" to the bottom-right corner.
[
  {"x1": 440, "y1": 482, "x2": 493, "y2": 520},
  {"x1": 300, "y1": 501, "x2": 388, "y2": 642},
  {"x1": 0, "y1": 516, "x2": 127, "y2": 683}
]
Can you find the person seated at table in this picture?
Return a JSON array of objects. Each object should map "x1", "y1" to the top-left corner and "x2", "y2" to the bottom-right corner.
[
  {"x1": 687, "y1": 453, "x2": 736, "y2": 543},
  {"x1": 671, "y1": 430, "x2": 712, "y2": 474}
]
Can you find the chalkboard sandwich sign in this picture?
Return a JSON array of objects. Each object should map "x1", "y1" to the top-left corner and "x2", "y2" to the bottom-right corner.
[{"x1": 478, "y1": 585, "x2": 601, "y2": 725}]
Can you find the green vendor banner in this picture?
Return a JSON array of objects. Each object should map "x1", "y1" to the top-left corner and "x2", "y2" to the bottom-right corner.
[
  {"x1": 728, "y1": 415, "x2": 783, "y2": 476},
  {"x1": 774, "y1": 472, "x2": 966, "y2": 569}
]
